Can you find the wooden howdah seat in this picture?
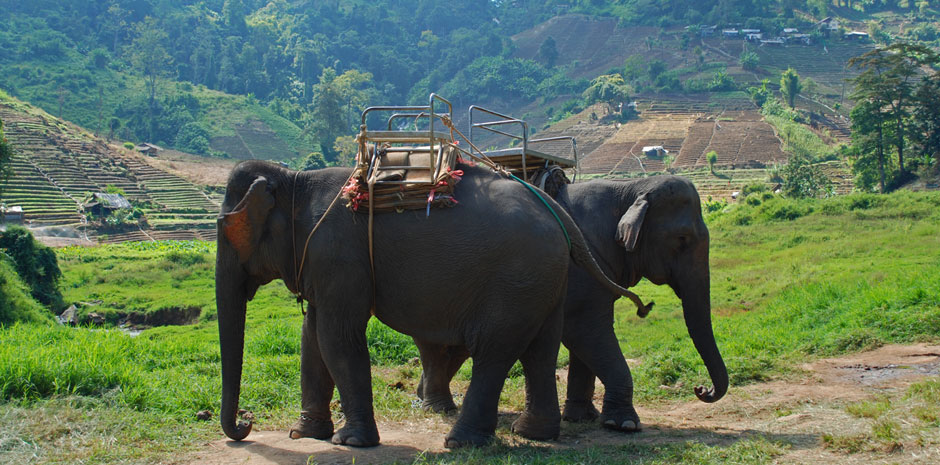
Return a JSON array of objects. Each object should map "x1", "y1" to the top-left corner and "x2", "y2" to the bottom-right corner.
[
  {"x1": 342, "y1": 94, "x2": 580, "y2": 213},
  {"x1": 343, "y1": 95, "x2": 462, "y2": 213}
]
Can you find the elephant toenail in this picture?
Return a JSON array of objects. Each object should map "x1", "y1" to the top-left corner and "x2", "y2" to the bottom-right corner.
[
  {"x1": 621, "y1": 420, "x2": 636, "y2": 430},
  {"x1": 604, "y1": 419, "x2": 616, "y2": 426},
  {"x1": 345, "y1": 436, "x2": 363, "y2": 447}
]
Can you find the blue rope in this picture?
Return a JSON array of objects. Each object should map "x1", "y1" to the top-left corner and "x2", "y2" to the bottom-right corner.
[{"x1": 508, "y1": 173, "x2": 571, "y2": 250}]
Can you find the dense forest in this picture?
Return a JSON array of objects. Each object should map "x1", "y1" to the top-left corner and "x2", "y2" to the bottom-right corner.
[{"x1": 1, "y1": 0, "x2": 937, "y2": 163}]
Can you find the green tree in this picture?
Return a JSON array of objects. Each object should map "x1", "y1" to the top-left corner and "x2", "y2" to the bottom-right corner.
[
  {"x1": 739, "y1": 51, "x2": 759, "y2": 71},
  {"x1": 707, "y1": 151, "x2": 718, "y2": 174},
  {"x1": 911, "y1": 71, "x2": 940, "y2": 170},
  {"x1": 537, "y1": 36, "x2": 559, "y2": 68},
  {"x1": 298, "y1": 151, "x2": 327, "y2": 170},
  {"x1": 582, "y1": 74, "x2": 631, "y2": 113},
  {"x1": 126, "y1": 17, "x2": 172, "y2": 141},
  {"x1": 780, "y1": 67, "x2": 802, "y2": 109},
  {"x1": 310, "y1": 68, "x2": 375, "y2": 159},
  {"x1": 849, "y1": 43, "x2": 938, "y2": 180},
  {"x1": 782, "y1": 153, "x2": 832, "y2": 198},
  {"x1": 747, "y1": 79, "x2": 772, "y2": 108},
  {"x1": 0, "y1": 118, "x2": 13, "y2": 197}
]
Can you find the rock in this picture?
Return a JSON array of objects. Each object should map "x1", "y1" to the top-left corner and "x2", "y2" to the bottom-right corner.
[
  {"x1": 776, "y1": 413, "x2": 811, "y2": 423},
  {"x1": 196, "y1": 410, "x2": 212, "y2": 421},
  {"x1": 86, "y1": 312, "x2": 105, "y2": 326},
  {"x1": 58, "y1": 305, "x2": 78, "y2": 326}
]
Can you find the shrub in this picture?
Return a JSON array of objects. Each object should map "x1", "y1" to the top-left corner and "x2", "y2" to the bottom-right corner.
[
  {"x1": 782, "y1": 153, "x2": 832, "y2": 198},
  {"x1": 0, "y1": 257, "x2": 51, "y2": 325},
  {"x1": 123, "y1": 142, "x2": 135, "y2": 150},
  {"x1": 0, "y1": 227, "x2": 63, "y2": 310}
]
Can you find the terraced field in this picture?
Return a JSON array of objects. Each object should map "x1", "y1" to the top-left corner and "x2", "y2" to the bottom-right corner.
[
  {"x1": 0, "y1": 99, "x2": 221, "y2": 243},
  {"x1": 546, "y1": 95, "x2": 851, "y2": 199}
]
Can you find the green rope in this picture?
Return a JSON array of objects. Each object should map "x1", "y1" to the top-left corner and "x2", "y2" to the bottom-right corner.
[{"x1": 508, "y1": 173, "x2": 571, "y2": 250}]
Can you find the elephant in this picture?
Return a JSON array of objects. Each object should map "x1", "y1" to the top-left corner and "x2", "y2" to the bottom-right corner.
[
  {"x1": 414, "y1": 175, "x2": 728, "y2": 432},
  {"x1": 215, "y1": 159, "x2": 640, "y2": 448}
]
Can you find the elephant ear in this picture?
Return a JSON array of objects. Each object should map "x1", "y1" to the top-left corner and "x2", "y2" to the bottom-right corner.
[
  {"x1": 219, "y1": 176, "x2": 275, "y2": 263},
  {"x1": 616, "y1": 193, "x2": 649, "y2": 252}
]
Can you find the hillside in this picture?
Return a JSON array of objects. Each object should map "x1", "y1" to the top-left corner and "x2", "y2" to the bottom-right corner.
[{"x1": 0, "y1": 94, "x2": 226, "y2": 243}]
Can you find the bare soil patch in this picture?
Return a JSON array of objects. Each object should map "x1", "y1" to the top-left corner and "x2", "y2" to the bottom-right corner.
[
  {"x1": 144, "y1": 150, "x2": 239, "y2": 188},
  {"x1": 186, "y1": 344, "x2": 940, "y2": 464}
]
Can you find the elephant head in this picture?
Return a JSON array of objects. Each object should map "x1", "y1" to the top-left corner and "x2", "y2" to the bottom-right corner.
[
  {"x1": 613, "y1": 176, "x2": 727, "y2": 403},
  {"x1": 215, "y1": 162, "x2": 295, "y2": 440}
]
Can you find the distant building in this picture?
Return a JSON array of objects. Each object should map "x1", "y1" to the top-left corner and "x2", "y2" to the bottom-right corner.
[
  {"x1": 844, "y1": 31, "x2": 870, "y2": 41},
  {"x1": 135, "y1": 143, "x2": 163, "y2": 156},
  {"x1": 791, "y1": 33, "x2": 813, "y2": 45},
  {"x1": 760, "y1": 38, "x2": 785, "y2": 46},
  {"x1": 722, "y1": 29, "x2": 740, "y2": 38},
  {"x1": 700, "y1": 25, "x2": 717, "y2": 37},
  {"x1": 642, "y1": 146, "x2": 668, "y2": 157},
  {"x1": 740, "y1": 29, "x2": 761, "y2": 35},
  {"x1": 1, "y1": 205, "x2": 23, "y2": 222},
  {"x1": 746, "y1": 33, "x2": 764, "y2": 42},
  {"x1": 782, "y1": 28, "x2": 799, "y2": 35},
  {"x1": 84, "y1": 193, "x2": 132, "y2": 217}
]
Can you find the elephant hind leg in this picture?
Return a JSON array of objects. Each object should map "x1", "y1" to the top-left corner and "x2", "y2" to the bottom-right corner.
[
  {"x1": 562, "y1": 351, "x2": 600, "y2": 423},
  {"x1": 510, "y1": 307, "x2": 563, "y2": 441},
  {"x1": 416, "y1": 341, "x2": 468, "y2": 413}
]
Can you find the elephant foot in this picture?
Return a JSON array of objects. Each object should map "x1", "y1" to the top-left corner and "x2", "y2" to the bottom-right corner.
[
  {"x1": 331, "y1": 423, "x2": 380, "y2": 447},
  {"x1": 511, "y1": 412, "x2": 560, "y2": 440},
  {"x1": 422, "y1": 396, "x2": 458, "y2": 414},
  {"x1": 444, "y1": 425, "x2": 493, "y2": 449},
  {"x1": 562, "y1": 400, "x2": 600, "y2": 422},
  {"x1": 600, "y1": 406, "x2": 642, "y2": 433},
  {"x1": 289, "y1": 414, "x2": 333, "y2": 440}
]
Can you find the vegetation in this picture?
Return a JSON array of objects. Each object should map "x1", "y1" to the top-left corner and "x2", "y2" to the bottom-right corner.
[
  {"x1": 0, "y1": 117, "x2": 12, "y2": 195},
  {"x1": 847, "y1": 43, "x2": 940, "y2": 192},
  {"x1": 779, "y1": 67, "x2": 802, "y2": 109},
  {"x1": 0, "y1": 227, "x2": 63, "y2": 311},
  {"x1": 0, "y1": 187, "x2": 935, "y2": 461},
  {"x1": 707, "y1": 151, "x2": 718, "y2": 174},
  {"x1": 781, "y1": 153, "x2": 833, "y2": 198}
]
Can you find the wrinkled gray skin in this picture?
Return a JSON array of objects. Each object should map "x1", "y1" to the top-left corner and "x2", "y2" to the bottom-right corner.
[
  {"x1": 216, "y1": 160, "x2": 638, "y2": 448},
  {"x1": 415, "y1": 175, "x2": 728, "y2": 431}
]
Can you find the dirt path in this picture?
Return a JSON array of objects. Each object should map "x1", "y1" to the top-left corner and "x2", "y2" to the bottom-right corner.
[{"x1": 186, "y1": 344, "x2": 940, "y2": 464}]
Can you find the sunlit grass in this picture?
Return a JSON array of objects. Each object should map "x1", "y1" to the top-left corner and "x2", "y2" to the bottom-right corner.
[{"x1": 0, "y1": 189, "x2": 938, "y2": 462}]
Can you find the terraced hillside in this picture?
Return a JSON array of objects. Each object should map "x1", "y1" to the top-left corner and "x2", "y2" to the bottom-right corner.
[
  {"x1": 0, "y1": 98, "x2": 221, "y2": 243},
  {"x1": 539, "y1": 94, "x2": 850, "y2": 199}
]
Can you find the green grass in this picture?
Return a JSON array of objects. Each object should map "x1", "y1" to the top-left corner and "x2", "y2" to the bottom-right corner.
[{"x1": 0, "y1": 189, "x2": 938, "y2": 462}]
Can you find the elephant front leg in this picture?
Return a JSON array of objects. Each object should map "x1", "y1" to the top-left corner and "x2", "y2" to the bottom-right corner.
[
  {"x1": 416, "y1": 341, "x2": 469, "y2": 413},
  {"x1": 562, "y1": 351, "x2": 600, "y2": 422},
  {"x1": 318, "y1": 309, "x2": 380, "y2": 447},
  {"x1": 291, "y1": 309, "x2": 336, "y2": 440},
  {"x1": 563, "y1": 310, "x2": 641, "y2": 432}
]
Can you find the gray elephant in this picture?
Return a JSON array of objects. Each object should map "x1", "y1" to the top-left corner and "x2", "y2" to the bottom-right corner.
[
  {"x1": 415, "y1": 175, "x2": 728, "y2": 431},
  {"x1": 215, "y1": 160, "x2": 637, "y2": 448}
]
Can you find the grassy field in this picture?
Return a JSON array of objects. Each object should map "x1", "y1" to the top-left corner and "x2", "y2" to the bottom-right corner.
[{"x1": 0, "y1": 190, "x2": 938, "y2": 463}]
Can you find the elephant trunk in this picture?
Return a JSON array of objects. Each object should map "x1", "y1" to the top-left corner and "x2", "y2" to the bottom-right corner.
[
  {"x1": 680, "y1": 269, "x2": 728, "y2": 403},
  {"x1": 216, "y1": 251, "x2": 253, "y2": 440}
]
